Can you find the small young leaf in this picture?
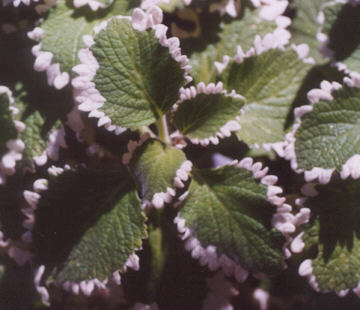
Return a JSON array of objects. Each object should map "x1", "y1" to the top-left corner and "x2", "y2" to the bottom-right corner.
[
  {"x1": 219, "y1": 48, "x2": 312, "y2": 146},
  {"x1": 178, "y1": 165, "x2": 285, "y2": 275},
  {"x1": 173, "y1": 90, "x2": 244, "y2": 144},
  {"x1": 33, "y1": 168, "x2": 147, "y2": 284},
  {"x1": 129, "y1": 139, "x2": 187, "y2": 207},
  {"x1": 91, "y1": 18, "x2": 186, "y2": 129}
]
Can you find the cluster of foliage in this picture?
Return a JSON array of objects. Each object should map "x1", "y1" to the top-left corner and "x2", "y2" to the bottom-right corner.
[{"x1": 1, "y1": 0, "x2": 360, "y2": 309}]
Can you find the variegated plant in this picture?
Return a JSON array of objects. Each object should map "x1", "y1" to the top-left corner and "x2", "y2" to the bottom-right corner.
[{"x1": 1, "y1": 0, "x2": 360, "y2": 309}]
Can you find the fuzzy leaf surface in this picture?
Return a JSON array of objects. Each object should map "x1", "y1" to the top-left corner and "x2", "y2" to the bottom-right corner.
[
  {"x1": 289, "y1": 0, "x2": 328, "y2": 63},
  {"x1": 186, "y1": 7, "x2": 276, "y2": 83},
  {"x1": 179, "y1": 165, "x2": 285, "y2": 274},
  {"x1": 39, "y1": 0, "x2": 140, "y2": 75},
  {"x1": 33, "y1": 168, "x2": 147, "y2": 284},
  {"x1": 295, "y1": 86, "x2": 360, "y2": 171},
  {"x1": 173, "y1": 93, "x2": 244, "y2": 140},
  {"x1": 0, "y1": 93, "x2": 17, "y2": 156},
  {"x1": 219, "y1": 48, "x2": 312, "y2": 146},
  {"x1": 92, "y1": 18, "x2": 186, "y2": 129},
  {"x1": 302, "y1": 178, "x2": 360, "y2": 293},
  {"x1": 129, "y1": 139, "x2": 186, "y2": 202},
  {"x1": 322, "y1": 2, "x2": 360, "y2": 73}
]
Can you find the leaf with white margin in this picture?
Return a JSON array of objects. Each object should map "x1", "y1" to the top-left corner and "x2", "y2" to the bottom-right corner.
[
  {"x1": 319, "y1": 1, "x2": 360, "y2": 74},
  {"x1": 32, "y1": 167, "x2": 147, "y2": 286},
  {"x1": 289, "y1": 0, "x2": 328, "y2": 63},
  {"x1": 186, "y1": 7, "x2": 280, "y2": 83},
  {"x1": 298, "y1": 178, "x2": 360, "y2": 296},
  {"x1": 173, "y1": 83, "x2": 245, "y2": 145},
  {"x1": 177, "y1": 162, "x2": 290, "y2": 275},
  {"x1": 128, "y1": 138, "x2": 188, "y2": 208},
  {"x1": 90, "y1": 17, "x2": 186, "y2": 129},
  {"x1": 219, "y1": 47, "x2": 312, "y2": 147},
  {"x1": 293, "y1": 85, "x2": 360, "y2": 179},
  {"x1": 30, "y1": 0, "x2": 140, "y2": 82}
]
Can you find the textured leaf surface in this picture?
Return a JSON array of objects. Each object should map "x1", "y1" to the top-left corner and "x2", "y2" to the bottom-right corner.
[
  {"x1": 39, "y1": 0, "x2": 140, "y2": 75},
  {"x1": 33, "y1": 168, "x2": 147, "y2": 283},
  {"x1": 179, "y1": 166, "x2": 285, "y2": 274},
  {"x1": 289, "y1": 0, "x2": 328, "y2": 63},
  {"x1": 186, "y1": 7, "x2": 276, "y2": 83},
  {"x1": 0, "y1": 93, "x2": 17, "y2": 156},
  {"x1": 92, "y1": 18, "x2": 186, "y2": 129},
  {"x1": 129, "y1": 139, "x2": 185, "y2": 202},
  {"x1": 322, "y1": 2, "x2": 360, "y2": 73},
  {"x1": 219, "y1": 48, "x2": 312, "y2": 146},
  {"x1": 295, "y1": 86, "x2": 360, "y2": 171},
  {"x1": 302, "y1": 178, "x2": 360, "y2": 292},
  {"x1": 173, "y1": 93, "x2": 244, "y2": 140}
]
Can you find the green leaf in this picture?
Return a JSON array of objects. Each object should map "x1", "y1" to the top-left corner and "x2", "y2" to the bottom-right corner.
[
  {"x1": 0, "y1": 92, "x2": 17, "y2": 157},
  {"x1": 91, "y1": 18, "x2": 186, "y2": 129},
  {"x1": 321, "y1": 2, "x2": 360, "y2": 73},
  {"x1": 300, "y1": 178, "x2": 360, "y2": 293},
  {"x1": 178, "y1": 165, "x2": 285, "y2": 275},
  {"x1": 129, "y1": 139, "x2": 186, "y2": 207},
  {"x1": 186, "y1": 7, "x2": 277, "y2": 83},
  {"x1": 219, "y1": 48, "x2": 312, "y2": 146},
  {"x1": 37, "y1": 0, "x2": 140, "y2": 75},
  {"x1": 33, "y1": 167, "x2": 147, "y2": 284},
  {"x1": 289, "y1": 0, "x2": 329, "y2": 63},
  {"x1": 294, "y1": 86, "x2": 360, "y2": 172},
  {"x1": 173, "y1": 91, "x2": 244, "y2": 143}
]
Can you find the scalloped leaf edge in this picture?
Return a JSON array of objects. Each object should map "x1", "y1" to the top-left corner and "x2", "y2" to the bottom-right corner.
[{"x1": 174, "y1": 157, "x2": 296, "y2": 282}]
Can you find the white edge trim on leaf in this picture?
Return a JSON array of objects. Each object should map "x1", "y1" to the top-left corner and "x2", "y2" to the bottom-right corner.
[
  {"x1": 72, "y1": 6, "x2": 192, "y2": 135},
  {"x1": 174, "y1": 157, "x2": 295, "y2": 281},
  {"x1": 292, "y1": 185, "x2": 360, "y2": 297},
  {"x1": 27, "y1": 28, "x2": 70, "y2": 90},
  {"x1": 0, "y1": 86, "x2": 25, "y2": 185},
  {"x1": 317, "y1": 0, "x2": 360, "y2": 77},
  {"x1": 4, "y1": 0, "x2": 39, "y2": 7},
  {"x1": 283, "y1": 75, "x2": 360, "y2": 184},
  {"x1": 23, "y1": 171, "x2": 141, "y2": 302},
  {"x1": 122, "y1": 133, "x2": 193, "y2": 209},
  {"x1": 173, "y1": 81, "x2": 244, "y2": 146}
]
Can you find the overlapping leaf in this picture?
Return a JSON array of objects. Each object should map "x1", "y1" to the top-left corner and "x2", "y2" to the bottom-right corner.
[
  {"x1": 33, "y1": 167, "x2": 147, "y2": 284},
  {"x1": 179, "y1": 165, "x2": 285, "y2": 274},
  {"x1": 294, "y1": 86, "x2": 360, "y2": 172},
  {"x1": 129, "y1": 139, "x2": 186, "y2": 203},
  {"x1": 38, "y1": 0, "x2": 140, "y2": 75},
  {"x1": 91, "y1": 18, "x2": 186, "y2": 129},
  {"x1": 320, "y1": 2, "x2": 360, "y2": 73},
  {"x1": 185, "y1": 7, "x2": 277, "y2": 83},
  {"x1": 301, "y1": 178, "x2": 360, "y2": 293},
  {"x1": 289, "y1": 0, "x2": 328, "y2": 63},
  {"x1": 219, "y1": 48, "x2": 312, "y2": 146}
]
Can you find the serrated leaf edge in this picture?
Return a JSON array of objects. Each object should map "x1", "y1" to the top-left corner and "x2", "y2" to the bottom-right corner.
[
  {"x1": 72, "y1": 7, "x2": 192, "y2": 134},
  {"x1": 291, "y1": 184, "x2": 360, "y2": 297},
  {"x1": 27, "y1": 27, "x2": 71, "y2": 90},
  {"x1": 173, "y1": 81, "x2": 245, "y2": 146},
  {"x1": 0, "y1": 86, "x2": 26, "y2": 185},
  {"x1": 123, "y1": 134, "x2": 193, "y2": 208},
  {"x1": 23, "y1": 170, "x2": 142, "y2": 303},
  {"x1": 283, "y1": 76, "x2": 360, "y2": 184},
  {"x1": 317, "y1": 0, "x2": 360, "y2": 77},
  {"x1": 174, "y1": 157, "x2": 296, "y2": 281}
]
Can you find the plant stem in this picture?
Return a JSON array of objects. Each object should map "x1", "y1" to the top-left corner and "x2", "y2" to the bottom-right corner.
[{"x1": 156, "y1": 115, "x2": 170, "y2": 143}]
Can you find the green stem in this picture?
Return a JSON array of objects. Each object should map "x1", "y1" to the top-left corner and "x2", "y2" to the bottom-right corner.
[{"x1": 156, "y1": 115, "x2": 170, "y2": 143}]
